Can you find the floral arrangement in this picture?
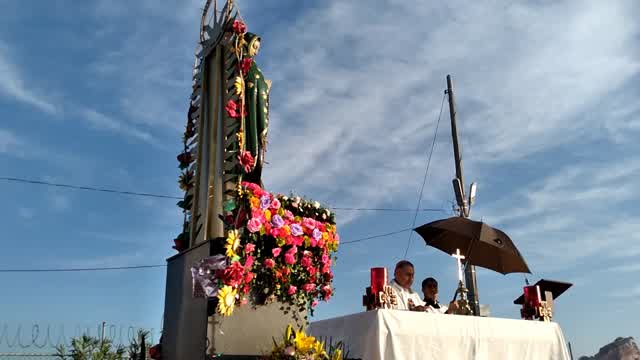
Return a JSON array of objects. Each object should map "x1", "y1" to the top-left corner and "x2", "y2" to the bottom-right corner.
[
  {"x1": 191, "y1": 181, "x2": 339, "y2": 320},
  {"x1": 267, "y1": 324, "x2": 346, "y2": 360}
]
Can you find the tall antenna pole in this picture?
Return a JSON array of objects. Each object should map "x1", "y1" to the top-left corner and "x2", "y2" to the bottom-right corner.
[{"x1": 445, "y1": 74, "x2": 480, "y2": 316}]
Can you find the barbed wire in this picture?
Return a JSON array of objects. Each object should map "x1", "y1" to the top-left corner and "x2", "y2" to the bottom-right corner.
[{"x1": 0, "y1": 323, "x2": 157, "y2": 351}]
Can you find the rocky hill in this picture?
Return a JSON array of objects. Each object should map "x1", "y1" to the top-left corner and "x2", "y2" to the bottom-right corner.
[{"x1": 579, "y1": 337, "x2": 640, "y2": 360}]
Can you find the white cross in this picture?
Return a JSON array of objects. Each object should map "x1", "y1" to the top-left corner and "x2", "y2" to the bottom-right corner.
[{"x1": 451, "y1": 249, "x2": 466, "y2": 283}]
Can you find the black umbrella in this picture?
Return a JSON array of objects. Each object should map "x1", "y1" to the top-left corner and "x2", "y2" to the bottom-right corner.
[{"x1": 414, "y1": 216, "x2": 531, "y2": 275}]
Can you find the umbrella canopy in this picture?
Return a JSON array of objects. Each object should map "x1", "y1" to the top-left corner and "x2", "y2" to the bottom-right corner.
[{"x1": 413, "y1": 216, "x2": 531, "y2": 275}]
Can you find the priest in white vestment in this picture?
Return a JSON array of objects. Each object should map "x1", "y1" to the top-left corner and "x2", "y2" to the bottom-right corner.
[{"x1": 389, "y1": 260, "x2": 426, "y2": 311}]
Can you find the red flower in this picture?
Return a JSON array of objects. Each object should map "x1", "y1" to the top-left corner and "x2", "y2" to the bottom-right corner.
[
  {"x1": 244, "y1": 243, "x2": 255, "y2": 254},
  {"x1": 232, "y1": 20, "x2": 247, "y2": 34},
  {"x1": 244, "y1": 272, "x2": 255, "y2": 283},
  {"x1": 238, "y1": 150, "x2": 255, "y2": 173},
  {"x1": 302, "y1": 283, "x2": 315, "y2": 293},
  {"x1": 222, "y1": 261, "x2": 245, "y2": 287},
  {"x1": 264, "y1": 258, "x2": 275, "y2": 268},
  {"x1": 149, "y1": 344, "x2": 161, "y2": 360},
  {"x1": 225, "y1": 99, "x2": 246, "y2": 118},
  {"x1": 240, "y1": 58, "x2": 253, "y2": 75},
  {"x1": 177, "y1": 151, "x2": 193, "y2": 168},
  {"x1": 322, "y1": 285, "x2": 333, "y2": 300}
]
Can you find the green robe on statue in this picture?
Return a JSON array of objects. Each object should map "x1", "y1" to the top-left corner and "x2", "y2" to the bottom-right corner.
[{"x1": 242, "y1": 32, "x2": 270, "y2": 186}]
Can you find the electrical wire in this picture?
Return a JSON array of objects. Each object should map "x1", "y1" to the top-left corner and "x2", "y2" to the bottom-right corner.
[
  {"x1": 0, "y1": 176, "x2": 446, "y2": 213},
  {"x1": 0, "y1": 226, "x2": 415, "y2": 273},
  {"x1": 402, "y1": 93, "x2": 447, "y2": 259}
]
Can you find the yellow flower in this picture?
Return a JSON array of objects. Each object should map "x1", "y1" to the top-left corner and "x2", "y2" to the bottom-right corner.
[
  {"x1": 283, "y1": 225, "x2": 291, "y2": 235},
  {"x1": 312, "y1": 340, "x2": 327, "y2": 357},
  {"x1": 294, "y1": 330, "x2": 316, "y2": 353},
  {"x1": 225, "y1": 229, "x2": 240, "y2": 258},
  {"x1": 217, "y1": 286, "x2": 237, "y2": 316},
  {"x1": 265, "y1": 209, "x2": 272, "y2": 221},
  {"x1": 234, "y1": 76, "x2": 244, "y2": 96},
  {"x1": 249, "y1": 196, "x2": 260, "y2": 209},
  {"x1": 332, "y1": 348, "x2": 342, "y2": 360},
  {"x1": 322, "y1": 232, "x2": 329, "y2": 240},
  {"x1": 276, "y1": 237, "x2": 286, "y2": 247}
]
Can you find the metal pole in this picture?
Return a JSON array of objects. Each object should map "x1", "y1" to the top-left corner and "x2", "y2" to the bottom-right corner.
[
  {"x1": 446, "y1": 74, "x2": 480, "y2": 316},
  {"x1": 101, "y1": 321, "x2": 106, "y2": 346}
]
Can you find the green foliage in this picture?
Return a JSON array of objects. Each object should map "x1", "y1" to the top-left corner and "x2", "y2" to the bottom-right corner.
[
  {"x1": 54, "y1": 334, "x2": 126, "y2": 360},
  {"x1": 127, "y1": 329, "x2": 152, "y2": 360}
]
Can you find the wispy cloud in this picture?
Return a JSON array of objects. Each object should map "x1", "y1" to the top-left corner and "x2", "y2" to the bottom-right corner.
[
  {"x1": 0, "y1": 128, "x2": 26, "y2": 156},
  {"x1": 80, "y1": 108, "x2": 156, "y2": 144},
  {"x1": 17, "y1": 207, "x2": 35, "y2": 219},
  {"x1": 0, "y1": 41, "x2": 57, "y2": 114}
]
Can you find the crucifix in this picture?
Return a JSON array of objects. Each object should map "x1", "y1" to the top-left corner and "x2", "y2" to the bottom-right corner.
[{"x1": 451, "y1": 248, "x2": 466, "y2": 283}]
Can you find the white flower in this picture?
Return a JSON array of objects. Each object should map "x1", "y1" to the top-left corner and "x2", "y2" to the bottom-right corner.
[
  {"x1": 295, "y1": 196, "x2": 301, "y2": 202},
  {"x1": 282, "y1": 196, "x2": 289, "y2": 201},
  {"x1": 313, "y1": 201, "x2": 320, "y2": 209}
]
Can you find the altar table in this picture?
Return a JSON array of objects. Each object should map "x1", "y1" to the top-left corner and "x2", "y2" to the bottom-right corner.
[{"x1": 308, "y1": 309, "x2": 571, "y2": 360}]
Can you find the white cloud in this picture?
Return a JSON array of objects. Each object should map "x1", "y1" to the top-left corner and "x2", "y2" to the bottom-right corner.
[
  {"x1": 80, "y1": 108, "x2": 156, "y2": 144},
  {"x1": 0, "y1": 128, "x2": 26, "y2": 156},
  {"x1": 17, "y1": 207, "x2": 35, "y2": 219},
  {"x1": 50, "y1": 193, "x2": 71, "y2": 212},
  {"x1": 0, "y1": 41, "x2": 57, "y2": 114}
]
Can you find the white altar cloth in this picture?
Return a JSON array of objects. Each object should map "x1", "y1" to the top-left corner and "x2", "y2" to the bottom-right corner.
[{"x1": 308, "y1": 309, "x2": 570, "y2": 360}]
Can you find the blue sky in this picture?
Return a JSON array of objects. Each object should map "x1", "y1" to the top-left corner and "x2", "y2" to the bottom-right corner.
[{"x1": 1, "y1": 0, "x2": 639, "y2": 357}]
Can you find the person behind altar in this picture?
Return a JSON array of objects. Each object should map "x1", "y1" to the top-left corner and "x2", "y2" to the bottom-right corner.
[
  {"x1": 388, "y1": 260, "x2": 427, "y2": 311},
  {"x1": 422, "y1": 277, "x2": 459, "y2": 314}
]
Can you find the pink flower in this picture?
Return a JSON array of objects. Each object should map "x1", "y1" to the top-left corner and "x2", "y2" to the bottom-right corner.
[
  {"x1": 242, "y1": 181, "x2": 261, "y2": 192},
  {"x1": 247, "y1": 218, "x2": 262, "y2": 233},
  {"x1": 322, "y1": 253, "x2": 330, "y2": 265},
  {"x1": 311, "y1": 300, "x2": 319, "y2": 308},
  {"x1": 244, "y1": 243, "x2": 255, "y2": 254},
  {"x1": 310, "y1": 238, "x2": 318, "y2": 247},
  {"x1": 272, "y1": 248, "x2": 282, "y2": 257},
  {"x1": 264, "y1": 258, "x2": 275, "y2": 268},
  {"x1": 284, "y1": 210, "x2": 294, "y2": 220},
  {"x1": 232, "y1": 20, "x2": 246, "y2": 34},
  {"x1": 251, "y1": 208, "x2": 265, "y2": 222},
  {"x1": 284, "y1": 246, "x2": 297, "y2": 265},
  {"x1": 322, "y1": 285, "x2": 333, "y2": 300},
  {"x1": 300, "y1": 256, "x2": 312, "y2": 268},
  {"x1": 238, "y1": 151, "x2": 255, "y2": 173},
  {"x1": 288, "y1": 285, "x2": 297, "y2": 295},
  {"x1": 284, "y1": 252, "x2": 296, "y2": 265},
  {"x1": 302, "y1": 217, "x2": 316, "y2": 230},
  {"x1": 225, "y1": 99, "x2": 246, "y2": 118},
  {"x1": 308, "y1": 266, "x2": 318, "y2": 277},
  {"x1": 270, "y1": 198, "x2": 281, "y2": 210},
  {"x1": 240, "y1": 297, "x2": 248, "y2": 305},
  {"x1": 244, "y1": 255, "x2": 254, "y2": 269},
  {"x1": 302, "y1": 283, "x2": 315, "y2": 293}
]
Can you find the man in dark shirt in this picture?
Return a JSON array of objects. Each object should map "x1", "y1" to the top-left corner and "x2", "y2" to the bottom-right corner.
[{"x1": 421, "y1": 277, "x2": 458, "y2": 314}]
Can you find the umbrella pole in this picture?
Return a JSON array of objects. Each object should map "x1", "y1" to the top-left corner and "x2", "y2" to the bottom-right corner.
[{"x1": 447, "y1": 74, "x2": 480, "y2": 316}]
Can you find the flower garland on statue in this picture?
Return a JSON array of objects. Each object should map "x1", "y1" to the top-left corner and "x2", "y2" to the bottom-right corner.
[{"x1": 192, "y1": 181, "x2": 339, "y2": 319}]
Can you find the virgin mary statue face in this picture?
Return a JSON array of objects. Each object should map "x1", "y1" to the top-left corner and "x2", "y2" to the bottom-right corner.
[{"x1": 250, "y1": 39, "x2": 261, "y2": 56}]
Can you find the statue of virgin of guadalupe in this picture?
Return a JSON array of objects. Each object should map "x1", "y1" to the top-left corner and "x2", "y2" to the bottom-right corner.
[{"x1": 241, "y1": 32, "x2": 271, "y2": 186}]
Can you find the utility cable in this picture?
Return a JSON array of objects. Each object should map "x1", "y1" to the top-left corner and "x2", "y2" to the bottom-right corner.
[{"x1": 402, "y1": 93, "x2": 446, "y2": 259}]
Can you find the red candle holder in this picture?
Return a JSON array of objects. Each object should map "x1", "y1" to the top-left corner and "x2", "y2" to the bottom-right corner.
[
  {"x1": 524, "y1": 285, "x2": 541, "y2": 308},
  {"x1": 370, "y1": 267, "x2": 387, "y2": 296}
]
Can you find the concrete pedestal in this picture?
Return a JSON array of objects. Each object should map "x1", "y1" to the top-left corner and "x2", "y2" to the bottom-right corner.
[{"x1": 161, "y1": 239, "x2": 305, "y2": 359}]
